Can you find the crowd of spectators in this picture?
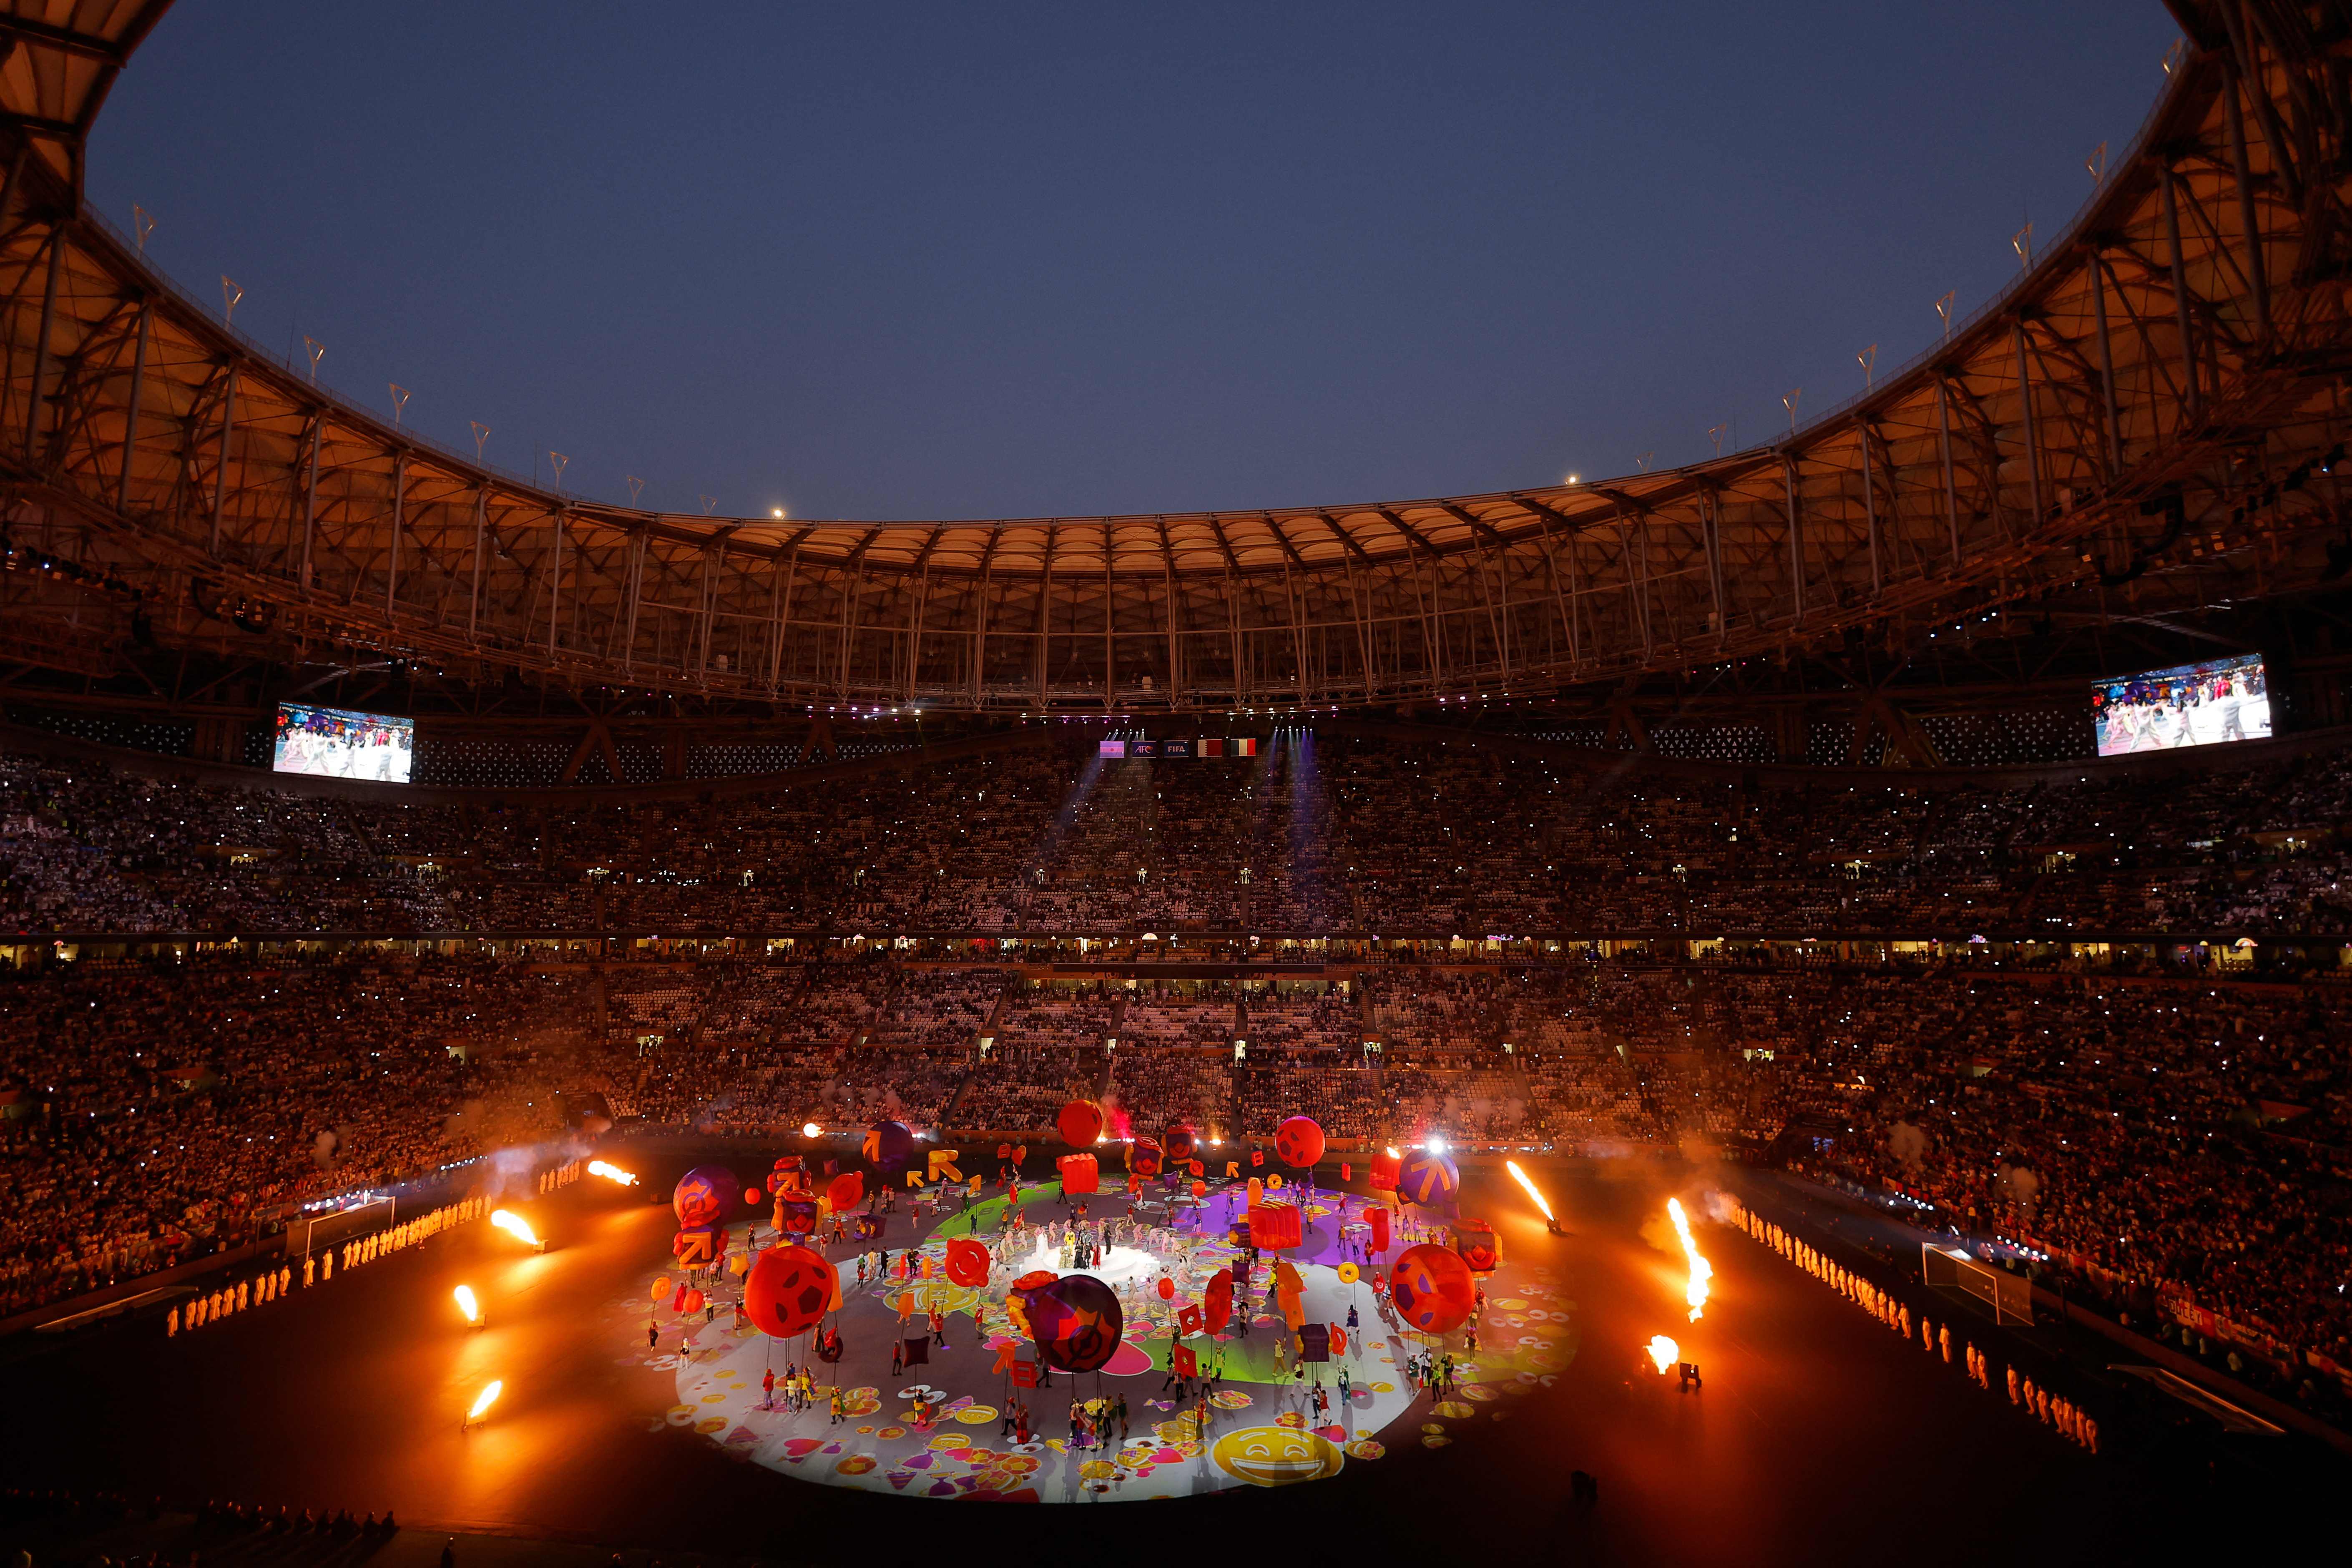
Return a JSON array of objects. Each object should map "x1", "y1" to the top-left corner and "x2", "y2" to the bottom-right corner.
[
  {"x1": 15, "y1": 735, "x2": 2352, "y2": 942},
  {"x1": 5, "y1": 729, "x2": 2351, "y2": 1385},
  {"x1": 0, "y1": 950, "x2": 586, "y2": 1316}
]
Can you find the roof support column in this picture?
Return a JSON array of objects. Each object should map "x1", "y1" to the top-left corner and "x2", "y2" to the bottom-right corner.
[
  {"x1": 620, "y1": 533, "x2": 644, "y2": 674},
  {"x1": 971, "y1": 554, "x2": 991, "y2": 707},
  {"x1": 2013, "y1": 319, "x2": 2045, "y2": 532},
  {"x1": 1703, "y1": 492, "x2": 1723, "y2": 642},
  {"x1": 298, "y1": 415, "x2": 321, "y2": 593},
  {"x1": 385, "y1": 451, "x2": 405, "y2": 618},
  {"x1": 1936, "y1": 378, "x2": 1961, "y2": 567},
  {"x1": 1857, "y1": 427, "x2": 1881, "y2": 595},
  {"x1": 2088, "y1": 250, "x2": 2123, "y2": 477},
  {"x1": 114, "y1": 299, "x2": 150, "y2": 514},
  {"x1": 1781, "y1": 453, "x2": 1804, "y2": 626},
  {"x1": 844, "y1": 565, "x2": 866, "y2": 699},
  {"x1": 696, "y1": 546, "x2": 717, "y2": 674},
  {"x1": 467, "y1": 488, "x2": 485, "y2": 639},
  {"x1": 549, "y1": 511, "x2": 565, "y2": 659},
  {"x1": 769, "y1": 545, "x2": 799, "y2": 692},
  {"x1": 207, "y1": 364, "x2": 237, "y2": 556},
  {"x1": 2222, "y1": 59, "x2": 2271, "y2": 341},
  {"x1": 1162, "y1": 550, "x2": 1181, "y2": 707},
  {"x1": 909, "y1": 565, "x2": 930, "y2": 704},
  {"x1": 24, "y1": 225, "x2": 61, "y2": 458},
  {"x1": 2159, "y1": 164, "x2": 2199, "y2": 422}
]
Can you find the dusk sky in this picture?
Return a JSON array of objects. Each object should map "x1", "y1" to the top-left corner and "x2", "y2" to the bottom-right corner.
[{"x1": 90, "y1": 2, "x2": 2179, "y2": 522}]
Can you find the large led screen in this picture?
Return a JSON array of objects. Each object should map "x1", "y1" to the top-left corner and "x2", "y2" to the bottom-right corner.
[
  {"x1": 273, "y1": 704, "x2": 415, "y2": 782},
  {"x1": 2092, "y1": 656, "x2": 2269, "y2": 757}
]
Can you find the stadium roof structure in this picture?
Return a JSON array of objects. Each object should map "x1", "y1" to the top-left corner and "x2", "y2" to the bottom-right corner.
[{"x1": 1, "y1": 1, "x2": 2349, "y2": 727}]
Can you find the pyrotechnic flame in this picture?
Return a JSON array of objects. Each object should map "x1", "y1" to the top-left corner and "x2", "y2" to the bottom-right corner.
[
  {"x1": 467, "y1": 1379, "x2": 503, "y2": 1421},
  {"x1": 1667, "y1": 1198, "x2": 1712, "y2": 1321},
  {"x1": 452, "y1": 1284, "x2": 480, "y2": 1323},
  {"x1": 800, "y1": 1122, "x2": 822, "y2": 1138},
  {"x1": 1505, "y1": 1159, "x2": 1555, "y2": 1223},
  {"x1": 490, "y1": 1209, "x2": 540, "y2": 1247},
  {"x1": 1647, "y1": 1335, "x2": 1679, "y2": 1374},
  {"x1": 586, "y1": 1161, "x2": 638, "y2": 1186}
]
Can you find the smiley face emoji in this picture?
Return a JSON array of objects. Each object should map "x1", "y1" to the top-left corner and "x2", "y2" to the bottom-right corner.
[{"x1": 1210, "y1": 1425, "x2": 1346, "y2": 1488}]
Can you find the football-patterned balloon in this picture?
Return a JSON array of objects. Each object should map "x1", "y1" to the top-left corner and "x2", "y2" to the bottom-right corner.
[
  {"x1": 944, "y1": 1236, "x2": 991, "y2": 1287},
  {"x1": 1397, "y1": 1148, "x2": 1460, "y2": 1209},
  {"x1": 1057, "y1": 1099, "x2": 1105, "y2": 1148},
  {"x1": 1008, "y1": 1271, "x2": 1125, "y2": 1373},
  {"x1": 1163, "y1": 1126, "x2": 1198, "y2": 1163},
  {"x1": 1390, "y1": 1242, "x2": 1476, "y2": 1334},
  {"x1": 672, "y1": 1165, "x2": 733, "y2": 1229},
  {"x1": 1127, "y1": 1136, "x2": 1165, "y2": 1179},
  {"x1": 1274, "y1": 1116, "x2": 1326, "y2": 1168},
  {"x1": 746, "y1": 1244, "x2": 836, "y2": 1337}
]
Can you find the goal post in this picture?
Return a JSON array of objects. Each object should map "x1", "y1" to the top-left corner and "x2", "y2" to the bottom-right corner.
[
  {"x1": 285, "y1": 1194, "x2": 395, "y2": 1258},
  {"x1": 1922, "y1": 1243, "x2": 2033, "y2": 1325}
]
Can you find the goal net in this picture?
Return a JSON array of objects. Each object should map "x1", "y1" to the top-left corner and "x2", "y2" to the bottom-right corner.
[
  {"x1": 1921, "y1": 1244, "x2": 2033, "y2": 1325},
  {"x1": 285, "y1": 1195, "x2": 395, "y2": 1258}
]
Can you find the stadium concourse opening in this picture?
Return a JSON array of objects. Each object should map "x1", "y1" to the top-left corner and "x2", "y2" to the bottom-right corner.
[{"x1": 5, "y1": 2, "x2": 2352, "y2": 1565}]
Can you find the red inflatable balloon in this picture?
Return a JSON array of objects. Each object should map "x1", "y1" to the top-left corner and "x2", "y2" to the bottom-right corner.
[
  {"x1": 746, "y1": 1244, "x2": 837, "y2": 1338},
  {"x1": 1274, "y1": 1116, "x2": 1326, "y2": 1168},
  {"x1": 1368, "y1": 1204, "x2": 1391, "y2": 1254},
  {"x1": 1203, "y1": 1269, "x2": 1234, "y2": 1334},
  {"x1": 1156, "y1": 1276, "x2": 1176, "y2": 1300},
  {"x1": 1248, "y1": 1201, "x2": 1304, "y2": 1250},
  {"x1": 1058, "y1": 1152, "x2": 1099, "y2": 1195},
  {"x1": 825, "y1": 1171, "x2": 865, "y2": 1212},
  {"x1": 744, "y1": 1187, "x2": 763, "y2": 1206},
  {"x1": 1369, "y1": 1149, "x2": 1402, "y2": 1191},
  {"x1": 1008, "y1": 1271, "x2": 1123, "y2": 1372},
  {"x1": 944, "y1": 1236, "x2": 991, "y2": 1288},
  {"x1": 1390, "y1": 1243, "x2": 1477, "y2": 1334},
  {"x1": 1058, "y1": 1099, "x2": 1105, "y2": 1148}
]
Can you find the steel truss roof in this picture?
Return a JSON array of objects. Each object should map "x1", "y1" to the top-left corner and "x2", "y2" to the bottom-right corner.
[{"x1": 1, "y1": 2, "x2": 2349, "y2": 714}]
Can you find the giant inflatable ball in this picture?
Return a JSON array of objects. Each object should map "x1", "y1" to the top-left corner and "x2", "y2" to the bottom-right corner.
[
  {"x1": 1273, "y1": 1115, "x2": 1325, "y2": 1168},
  {"x1": 1397, "y1": 1147, "x2": 1460, "y2": 1209},
  {"x1": 746, "y1": 1244, "x2": 837, "y2": 1338},
  {"x1": 672, "y1": 1165, "x2": 735, "y2": 1229},
  {"x1": 1057, "y1": 1098, "x2": 1105, "y2": 1148},
  {"x1": 1009, "y1": 1271, "x2": 1124, "y2": 1373},
  {"x1": 862, "y1": 1119, "x2": 915, "y2": 1173},
  {"x1": 1390, "y1": 1242, "x2": 1477, "y2": 1334}
]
